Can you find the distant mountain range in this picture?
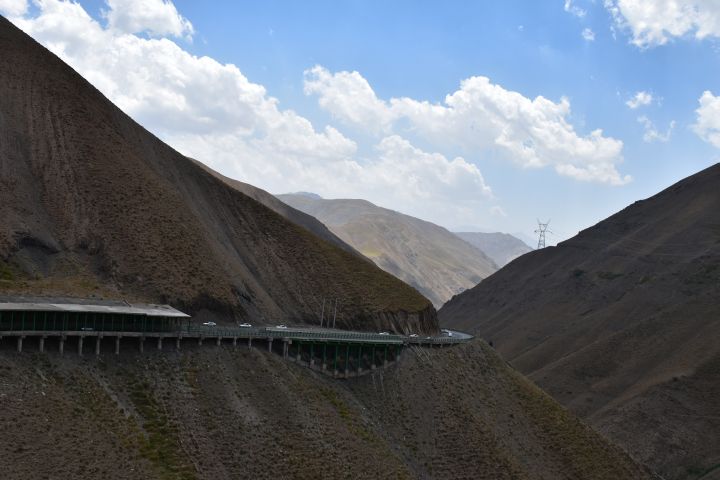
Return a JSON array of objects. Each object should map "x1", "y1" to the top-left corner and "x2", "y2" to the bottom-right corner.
[
  {"x1": 441, "y1": 163, "x2": 720, "y2": 479},
  {"x1": 454, "y1": 232, "x2": 533, "y2": 267},
  {"x1": 278, "y1": 193, "x2": 501, "y2": 308}
]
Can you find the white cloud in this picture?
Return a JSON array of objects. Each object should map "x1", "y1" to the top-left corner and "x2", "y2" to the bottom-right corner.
[
  {"x1": 305, "y1": 66, "x2": 629, "y2": 186},
  {"x1": 582, "y1": 27, "x2": 596, "y2": 41},
  {"x1": 626, "y1": 90, "x2": 653, "y2": 109},
  {"x1": 103, "y1": 0, "x2": 194, "y2": 39},
  {"x1": 0, "y1": 0, "x2": 27, "y2": 17},
  {"x1": 605, "y1": 0, "x2": 720, "y2": 48},
  {"x1": 693, "y1": 91, "x2": 720, "y2": 148},
  {"x1": 637, "y1": 115, "x2": 674, "y2": 142},
  {"x1": 565, "y1": 0, "x2": 587, "y2": 17},
  {"x1": 8, "y1": 0, "x2": 494, "y2": 229}
]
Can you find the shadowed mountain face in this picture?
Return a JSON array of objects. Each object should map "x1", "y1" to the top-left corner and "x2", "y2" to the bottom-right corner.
[
  {"x1": 0, "y1": 16, "x2": 435, "y2": 333},
  {"x1": 440, "y1": 163, "x2": 720, "y2": 479},
  {"x1": 0, "y1": 341, "x2": 650, "y2": 480},
  {"x1": 277, "y1": 194, "x2": 498, "y2": 308},
  {"x1": 454, "y1": 232, "x2": 533, "y2": 267}
]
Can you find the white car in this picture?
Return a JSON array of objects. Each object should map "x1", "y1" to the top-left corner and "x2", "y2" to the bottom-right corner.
[
  {"x1": 203, "y1": 321, "x2": 217, "y2": 327},
  {"x1": 238, "y1": 323, "x2": 252, "y2": 328},
  {"x1": 276, "y1": 324, "x2": 288, "y2": 329},
  {"x1": 441, "y1": 329, "x2": 453, "y2": 337},
  {"x1": 409, "y1": 333, "x2": 419, "y2": 338},
  {"x1": 378, "y1": 331, "x2": 390, "y2": 335}
]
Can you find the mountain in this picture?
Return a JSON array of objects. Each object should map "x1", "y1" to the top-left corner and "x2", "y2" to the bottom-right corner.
[
  {"x1": 277, "y1": 194, "x2": 498, "y2": 307},
  {"x1": 0, "y1": 340, "x2": 650, "y2": 479},
  {"x1": 0, "y1": 16, "x2": 434, "y2": 333},
  {"x1": 454, "y1": 231, "x2": 533, "y2": 267},
  {"x1": 440, "y1": 163, "x2": 720, "y2": 479}
]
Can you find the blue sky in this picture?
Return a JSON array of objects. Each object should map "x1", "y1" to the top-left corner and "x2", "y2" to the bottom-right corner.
[{"x1": 4, "y1": 0, "x2": 720, "y2": 245}]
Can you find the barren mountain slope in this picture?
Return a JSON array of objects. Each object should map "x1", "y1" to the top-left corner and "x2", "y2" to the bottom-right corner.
[
  {"x1": 454, "y1": 231, "x2": 533, "y2": 267},
  {"x1": 278, "y1": 194, "x2": 498, "y2": 307},
  {"x1": 0, "y1": 16, "x2": 434, "y2": 333},
  {"x1": 0, "y1": 341, "x2": 650, "y2": 480},
  {"x1": 440, "y1": 163, "x2": 720, "y2": 479}
]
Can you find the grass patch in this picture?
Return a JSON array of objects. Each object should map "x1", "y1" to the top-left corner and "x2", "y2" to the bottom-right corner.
[{"x1": 127, "y1": 378, "x2": 195, "y2": 480}]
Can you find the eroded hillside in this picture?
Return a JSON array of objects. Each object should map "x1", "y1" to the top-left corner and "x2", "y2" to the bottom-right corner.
[
  {"x1": 0, "y1": 16, "x2": 433, "y2": 333},
  {"x1": 0, "y1": 341, "x2": 650, "y2": 480},
  {"x1": 441, "y1": 163, "x2": 720, "y2": 479}
]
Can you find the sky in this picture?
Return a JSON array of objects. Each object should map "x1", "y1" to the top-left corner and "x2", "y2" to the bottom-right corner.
[{"x1": 2, "y1": 0, "x2": 720, "y2": 245}]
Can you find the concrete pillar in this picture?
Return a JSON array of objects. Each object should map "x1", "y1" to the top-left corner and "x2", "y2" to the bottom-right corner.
[
  {"x1": 216, "y1": 336, "x2": 222, "y2": 346},
  {"x1": 175, "y1": 336, "x2": 181, "y2": 351},
  {"x1": 139, "y1": 337, "x2": 144, "y2": 353},
  {"x1": 39, "y1": 336, "x2": 46, "y2": 353},
  {"x1": 16, "y1": 336, "x2": 24, "y2": 353},
  {"x1": 232, "y1": 337, "x2": 237, "y2": 347},
  {"x1": 282, "y1": 340, "x2": 289, "y2": 359},
  {"x1": 78, "y1": 336, "x2": 84, "y2": 356},
  {"x1": 198, "y1": 336, "x2": 203, "y2": 346},
  {"x1": 157, "y1": 337, "x2": 163, "y2": 350},
  {"x1": 247, "y1": 337, "x2": 252, "y2": 348},
  {"x1": 59, "y1": 336, "x2": 65, "y2": 355},
  {"x1": 95, "y1": 336, "x2": 102, "y2": 356},
  {"x1": 267, "y1": 338, "x2": 273, "y2": 352},
  {"x1": 296, "y1": 343, "x2": 301, "y2": 362},
  {"x1": 115, "y1": 336, "x2": 121, "y2": 355}
]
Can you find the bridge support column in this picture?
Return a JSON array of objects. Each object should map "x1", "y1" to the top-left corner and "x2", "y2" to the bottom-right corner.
[
  {"x1": 198, "y1": 336, "x2": 203, "y2": 346},
  {"x1": 16, "y1": 336, "x2": 24, "y2": 353},
  {"x1": 139, "y1": 337, "x2": 144, "y2": 353},
  {"x1": 357, "y1": 345, "x2": 362, "y2": 376},
  {"x1": 176, "y1": 336, "x2": 181, "y2": 351},
  {"x1": 232, "y1": 337, "x2": 237, "y2": 347},
  {"x1": 248, "y1": 337, "x2": 252, "y2": 348},
  {"x1": 296, "y1": 341, "x2": 301, "y2": 362},
  {"x1": 309, "y1": 343, "x2": 315, "y2": 367},
  {"x1": 383, "y1": 345, "x2": 388, "y2": 367},
  {"x1": 267, "y1": 338, "x2": 273, "y2": 352},
  {"x1": 282, "y1": 340, "x2": 289, "y2": 359},
  {"x1": 371, "y1": 345, "x2": 376, "y2": 370},
  {"x1": 115, "y1": 336, "x2": 121, "y2": 355},
  {"x1": 39, "y1": 336, "x2": 46, "y2": 353},
  {"x1": 157, "y1": 337, "x2": 163, "y2": 350},
  {"x1": 95, "y1": 336, "x2": 102, "y2": 356},
  {"x1": 344, "y1": 344, "x2": 350, "y2": 378},
  {"x1": 78, "y1": 336, "x2": 84, "y2": 356},
  {"x1": 216, "y1": 337, "x2": 222, "y2": 346},
  {"x1": 59, "y1": 336, "x2": 65, "y2": 355}
]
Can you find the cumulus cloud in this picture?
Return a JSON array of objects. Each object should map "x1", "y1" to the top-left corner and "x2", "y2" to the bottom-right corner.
[
  {"x1": 693, "y1": 91, "x2": 720, "y2": 148},
  {"x1": 626, "y1": 90, "x2": 653, "y2": 109},
  {"x1": 8, "y1": 0, "x2": 494, "y2": 229},
  {"x1": 0, "y1": 0, "x2": 27, "y2": 17},
  {"x1": 582, "y1": 28, "x2": 596, "y2": 41},
  {"x1": 103, "y1": 0, "x2": 194, "y2": 39},
  {"x1": 305, "y1": 66, "x2": 629, "y2": 185},
  {"x1": 605, "y1": 0, "x2": 720, "y2": 48},
  {"x1": 637, "y1": 116, "x2": 674, "y2": 143},
  {"x1": 565, "y1": 0, "x2": 587, "y2": 18}
]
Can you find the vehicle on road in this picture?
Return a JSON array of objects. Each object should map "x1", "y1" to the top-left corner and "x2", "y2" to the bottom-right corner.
[
  {"x1": 378, "y1": 331, "x2": 390, "y2": 335},
  {"x1": 409, "y1": 333, "x2": 419, "y2": 338},
  {"x1": 239, "y1": 323, "x2": 252, "y2": 327},
  {"x1": 203, "y1": 321, "x2": 217, "y2": 327},
  {"x1": 441, "y1": 329, "x2": 453, "y2": 337},
  {"x1": 81, "y1": 327, "x2": 94, "y2": 331},
  {"x1": 276, "y1": 324, "x2": 288, "y2": 329}
]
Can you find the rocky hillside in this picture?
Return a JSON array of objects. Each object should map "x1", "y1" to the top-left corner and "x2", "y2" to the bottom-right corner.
[
  {"x1": 0, "y1": 341, "x2": 651, "y2": 479},
  {"x1": 0, "y1": 16, "x2": 434, "y2": 333},
  {"x1": 440, "y1": 163, "x2": 720, "y2": 479},
  {"x1": 454, "y1": 231, "x2": 533, "y2": 267},
  {"x1": 277, "y1": 194, "x2": 498, "y2": 307}
]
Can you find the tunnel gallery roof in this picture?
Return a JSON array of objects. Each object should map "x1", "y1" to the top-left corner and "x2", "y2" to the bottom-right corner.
[{"x1": 0, "y1": 301, "x2": 189, "y2": 318}]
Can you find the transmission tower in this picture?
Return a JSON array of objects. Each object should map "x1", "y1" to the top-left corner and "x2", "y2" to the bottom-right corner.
[{"x1": 535, "y1": 219, "x2": 551, "y2": 249}]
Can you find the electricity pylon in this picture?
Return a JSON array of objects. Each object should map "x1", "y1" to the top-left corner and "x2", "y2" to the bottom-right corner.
[{"x1": 535, "y1": 219, "x2": 551, "y2": 249}]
